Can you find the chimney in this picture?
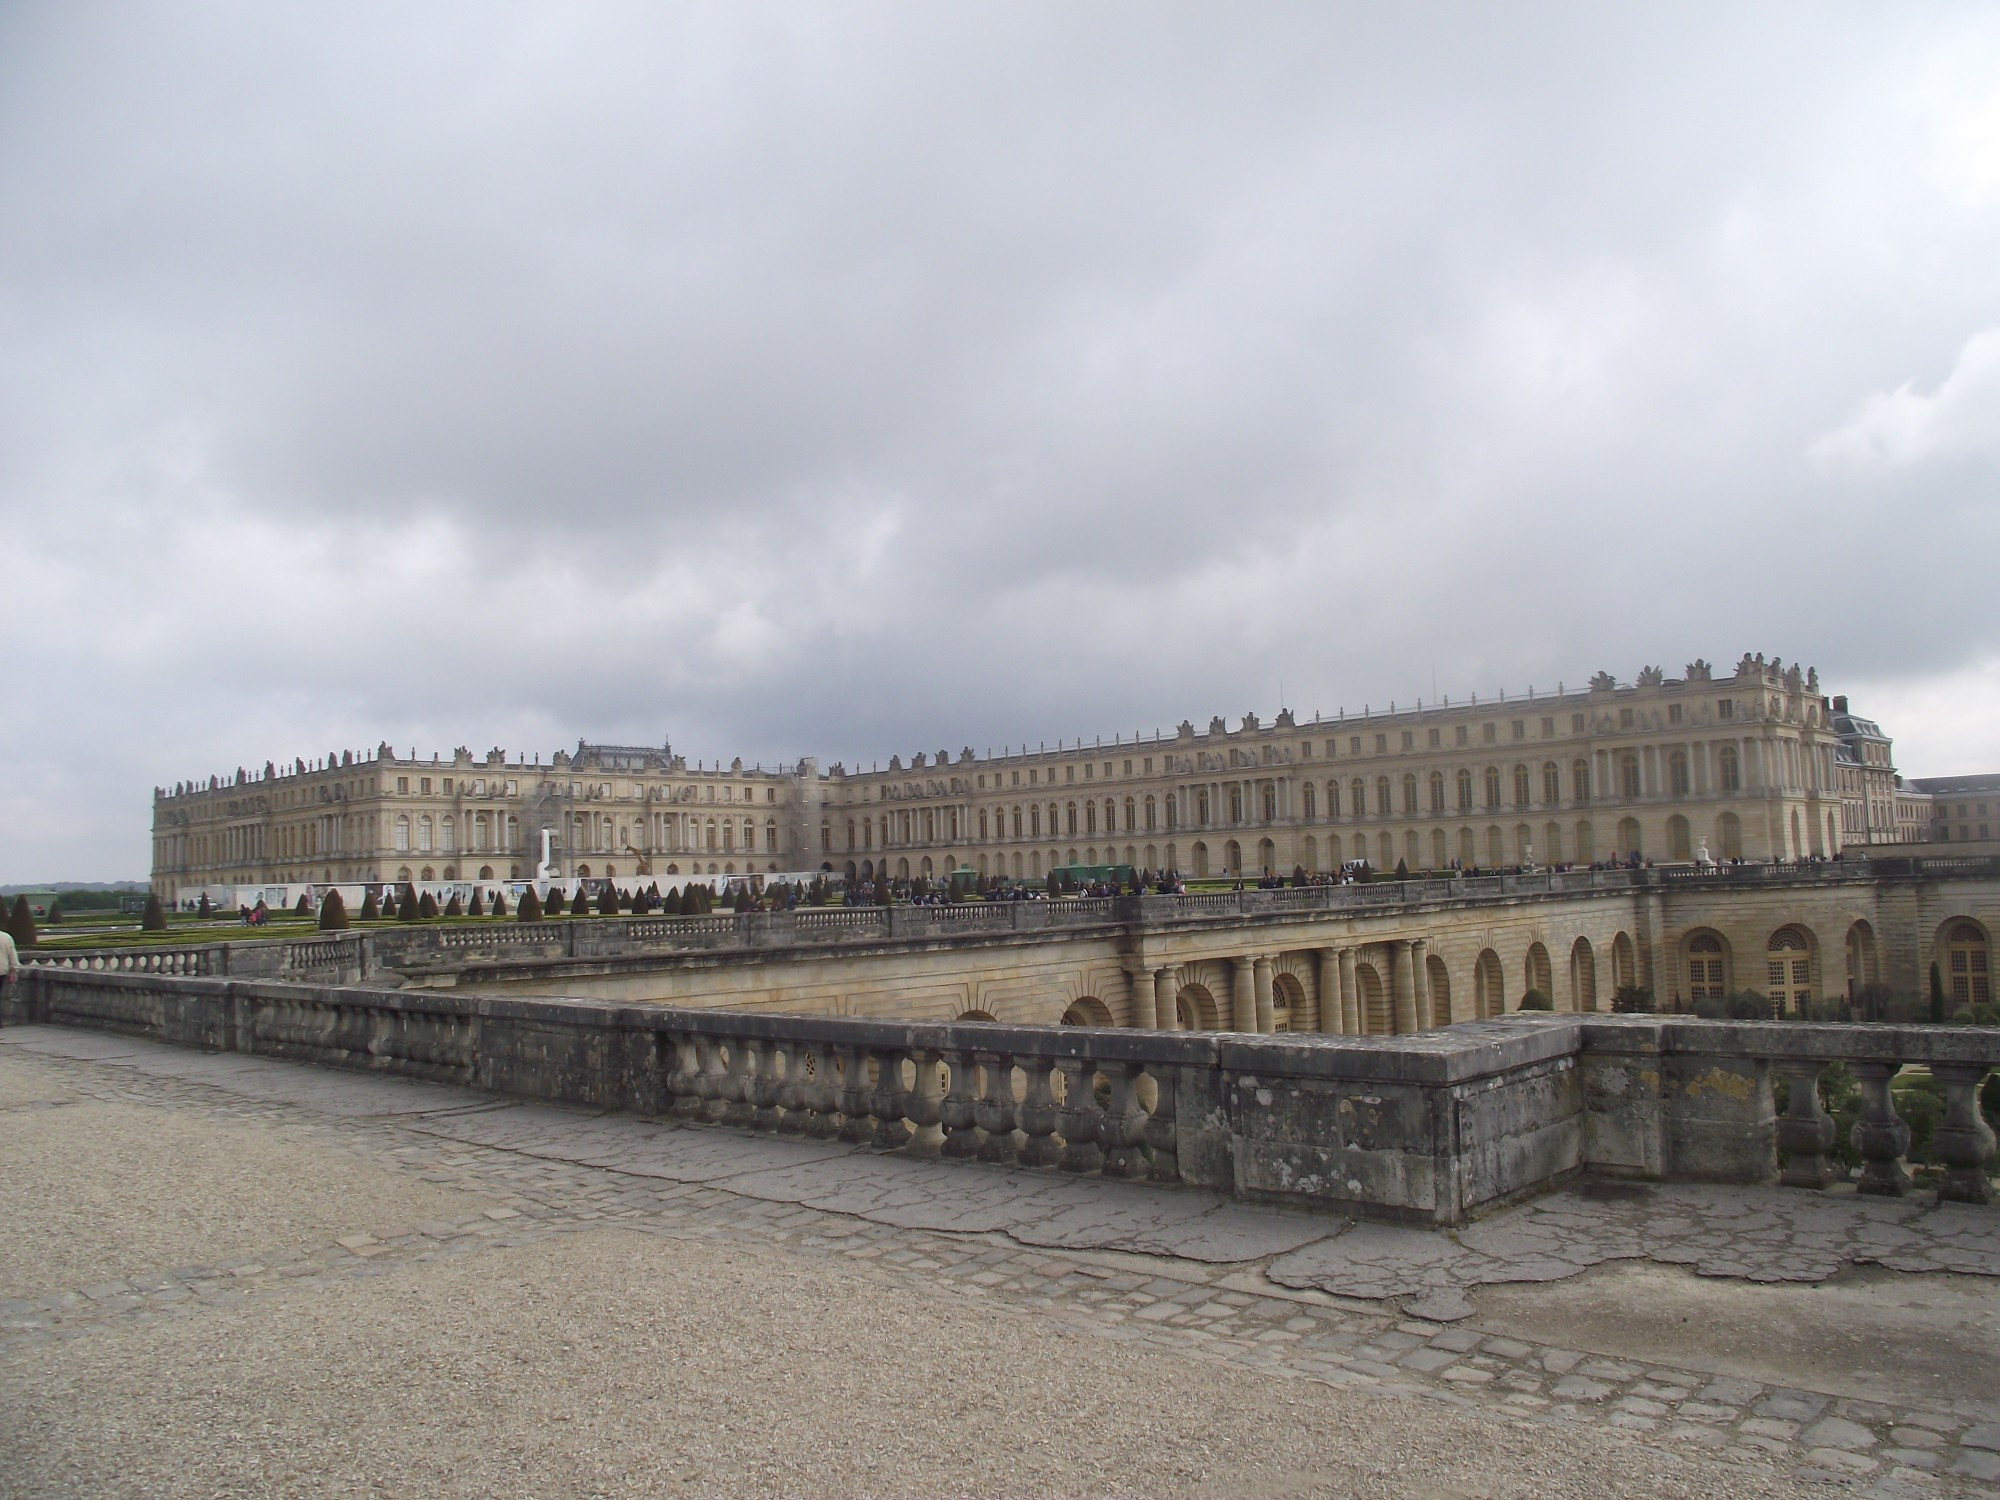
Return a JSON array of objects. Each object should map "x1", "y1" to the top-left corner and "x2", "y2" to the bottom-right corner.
[{"x1": 1832, "y1": 695, "x2": 1849, "y2": 714}]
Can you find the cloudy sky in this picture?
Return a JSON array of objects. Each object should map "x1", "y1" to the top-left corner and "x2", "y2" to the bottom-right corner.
[{"x1": 4, "y1": 3, "x2": 1999, "y2": 881}]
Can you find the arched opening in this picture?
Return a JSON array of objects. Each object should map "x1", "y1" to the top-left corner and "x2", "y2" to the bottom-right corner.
[
  {"x1": 955, "y1": 1009, "x2": 998, "y2": 1023},
  {"x1": 1667, "y1": 814, "x2": 1691, "y2": 862},
  {"x1": 1258, "y1": 837, "x2": 1276, "y2": 874},
  {"x1": 1612, "y1": 932, "x2": 1636, "y2": 989},
  {"x1": 845, "y1": 861, "x2": 859, "y2": 883},
  {"x1": 1302, "y1": 835, "x2": 1318, "y2": 872},
  {"x1": 1271, "y1": 971, "x2": 1304, "y2": 1031},
  {"x1": 1570, "y1": 937, "x2": 1597, "y2": 1012},
  {"x1": 478, "y1": 865, "x2": 494, "y2": 881},
  {"x1": 1844, "y1": 921, "x2": 1878, "y2": 999},
  {"x1": 1062, "y1": 996, "x2": 1115, "y2": 1027},
  {"x1": 1175, "y1": 983, "x2": 1221, "y2": 1032},
  {"x1": 1575, "y1": 819, "x2": 1595, "y2": 863},
  {"x1": 1717, "y1": 810, "x2": 1743, "y2": 860},
  {"x1": 1225, "y1": 839, "x2": 1242, "y2": 873},
  {"x1": 1192, "y1": 841, "x2": 1210, "y2": 877},
  {"x1": 1426, "y1": 953, "x2": 1452, "y2": 1026},
  {"x1": 1686, "y1": 930, "x2": 1728, "y2": 1005},
  {"x1": 1474, "y1": 950, "x2": 1504, "y2": 1018},
  {"x1": 1943, "y1": 920, "x2": 1991, "y2": 1010},
  {"x1": 1525, "y1": 942, "x2": 1552, "y2": 1000},
  {"x1": 1616, "y1": 817, "x2": 1642, "y2": 859},
  {"x1": 896, "y1": 857, "x2": 910, "y2": 880},
  {"x1": 1767, "y1": 926, "x2": 1814, "y2": 1015},
  {"x1": 920, "y1": 856, "x2": 934, "y2": 878},
  {"x1": 576, "y1": 863, "x2": 592, "y2": 878},
  {"x1": 1354, "y1": 962, "x2": 1391, "y2": 1034}
]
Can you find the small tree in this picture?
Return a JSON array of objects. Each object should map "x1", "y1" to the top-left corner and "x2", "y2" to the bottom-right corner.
[
  {"x1": 7, "y1": 895, "x2": 37, "y2": 948},
  {"x1": 544, "y1": 886, "x2": 566, "y2": 916},
  {"x1": 142, "y1": 892, "x2": 167, "y2": 932},
  {"x1": 1518, "y1": 988, "x2": 1554, "y2": 1011},
  {"x1": 294, "y1": 893, "x2": 312, "y2": 915},
  {"x1": 517, "y1": 886, "x2": 543, "y2": 922},
  {"x1": 442, "y1": 893, "x2": 463, "y2": 917},
  {"x1": 467, "y1": 888, "x2": 485, "y2": 917},
  {"x1": 1394, "y1": 858, "x2": 1409, "y2": 882},
  {"x1": 47, "y1": 901, "x2": 63, "y2": 925},
  {"x1": 197, "y1": 892, "x2": 212, "y2": 918},
  {"x1": 490, "y1": 890, "x2": 508, "y2": 918},
  {"x1": 1611, "y1": 983, "x2": 1656, "y2": 1014},
  {"x1": 598, "y1": 884, "x2": 620, "y2": 916},
  {"x1": 400, "y1": 883, "x2": 422, "y2": 922},
  {"x1": 359, "y1": 889, "x2": 381, "y2": 921},
  {"x1": 1292, "y1": 865, "x2": 1306, "y2": 887},
  {"x1": 417, "y1": 891, "x2": 440, "y2": 919},
  {"x1": 318, "y1": 889, "x2": 350, "y2": 931}
]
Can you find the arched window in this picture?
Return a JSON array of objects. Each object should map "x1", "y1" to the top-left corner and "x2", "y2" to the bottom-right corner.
[
  {"x1": 722, "y1": 822, "x2": 735, "y2": 852},
  {"x1": 978, "y1": 809, "x2": 989, "y2": 840},
  {"x1": 1030, "y1": 805, "x2": 1041, "y2": 837},
  {"x1": 1402, "y1": 774, "x2": 1418, "y2": 815},
  {"x1": 1717, "y1": 810, "x2": 1742, "y2": 859},
  {"x1": 1429, "y1": 771, "x2": 1445, "y2": 814},
  {"x1": 1946, "y1": 921, "x2": 1991, "y2": 1009},
  {"x1": 1144, "y1": 794, "x2": 1157, "y2": 831},
  {"x1": 1302, "y1": 783, "x2": 1316, "y2": 819},
  {"x1": 1667, "y1": 814, "x2": 1692, "y2": 860},
  {"x1": 1326, "y1": 780, "x2": 1340, "y2": 818},
  {"x1": 1375, "y1": 776, "x2": 1391, "y2": 816},
  {"x1": 1669, "y1": 751, "x2": 1690, "y2": 797},
  {"x1": 1542, "y1": 764, "x2": 1560, "y2": 804},
  {"x1": 1718, "y1": 746, "x2": 1741, "y2": 792},
  {"x1": 1350, "y1": 779, "x2": 1366, "y2": 820},
  {"x1": 1122, "y1": 796, "x2": 1134, "y2": 831},
  {"x1": 1082, "y1": 801, "x2": 1094, "y2": 834},
  {"x1": 1619, "y1": 754, "x2": 1641, "y2": 800},
  {"x1": 1572, "y1": 760, "x2": 1591, "y2": 803},
  {"x1": 417, "y1": 816, "x2": 434, "y2": 853},
  {"x1": 1456, "y1": 769, "x2": 1474, "y2": 813},
  {"x1": 1483, "y1": 768, "x2": 1501, "y2": 810},
  {"x1": 1767, "y1": 927, "x2": 1813, "y2": 1015},
  {"x1": 765, "y1": 820, "x2": 778, "y2": 853},
  {"x1": 1688, "y1": 932, "x2": 1726, "y2": 1002},
  {"x1": 1259, "y1": 785, "x2": 1274, "y2": 821},
  {"x1": 440, "y1": 816, "x2": 455, "y2": 853},
  {"x1": 1010, "y1": 807, "x2": 1022, "y2": 838},
  {"x1": 1197, "y1": 789, "x2": 1211, "y2": 826},
  {"x1": 1513, "y1": 765, "x2": 1530, "y2": 807},
  {"x1": 394, "y1": 815, "x2": 411, "y2": 853},
  {"x1": 506, "y1": 814, "x2": 519, "y2": 850},
  {"x1": 1229, "y1": 785, "x2": 1244, "y2": 822}
]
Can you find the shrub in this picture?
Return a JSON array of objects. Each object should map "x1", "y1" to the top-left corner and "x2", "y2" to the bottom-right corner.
[
  {"x1": 598, "y1": 884, "x2": 619, "y2": 916},
  {"x1": 417, "y1": 891, "x2": 440, "y2": 919},
  {"x1": 466, "y1": 889, "x2": 484, "y2": 917},
  {"x1": 294, "y1": 893, "x2": 312, "y2": 915},
  {"x1": 1894, "y1": 1073, "x2": 1948, "y2": 1164},
  {"x1": 442, "y1": 893, "x2": 463, "y2": 917},
  {"x1": 1726, "y1": 990, "x2": 1769, "y2": 1020},
  {"x1": 47, "y1": 903, "x2": 63, "y2": 925},
  {"x1": 359, "y1": 889, "x2": 381, "y2": 921},
  {"x1": 516, "y1": 887, "x2": 542, "y2": 922},
  {"x1": 490, "y1": 890, "x2": 508, "y2": 917},
  {"x1": 400, "y1": 883, "x2": 422, "y2": 922},
  {"x1": 141, "y1": 892, "x2": 167, "y2": 932},
  {"x1": 1611, "y1": 983, "x2": 1655, "y2": 1014},
  {"x1": 1394, "y1": 858, "x2": 1409, "y2": 881},
  {"x1": 1691, "y1": 995, "x2": 1728, "y2": 1020},
  {"x1": 1518, "y1": 988, "x2": 1554, "y2": 1011},
  {"x1": 7, "y1": 895, "x2": 37, "y2": 948},
  {"x1": 318, "y1": 890, "x2": 349, "y2": 931},
  {"x1": 544, "y1": 887, "x2": 565, "y2": 916},
  {"x1": 380, "y1": 889, "x2": 397, "y2": 919},
  {"x1": 197, "y1": 893, "x2": 212, "y2": 918}
]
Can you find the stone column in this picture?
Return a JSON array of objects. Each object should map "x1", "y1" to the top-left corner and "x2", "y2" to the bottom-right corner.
[
  {"x1": 1408, "y1": 939, "x2": 1430, "y2": 1030},
  {"x1": 1338, "y1": 947, "x2": 1359, "y2": 1033},
  {"x1": 1253, "y1": 955, "x2": 1275, "y2": 1033},
  {"x1": 1316, "y1": 947, "x2": 1340, "y2": 1033},
  {"x1": 1231, "y1": 956, "x2": 1256, "y2": 1033},
  {"x1": 1391, "y1": 941, "x2": 1418, "y2": 1034},
  {"x1": 1132, "y1": 967, "x2": 1158, "y2": 1030},
  {"x1": 1154, "y1": 966, "x2": 1179, "y2": 1030}
]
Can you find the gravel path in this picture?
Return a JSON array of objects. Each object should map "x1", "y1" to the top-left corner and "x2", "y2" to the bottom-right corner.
[
  {"x1": 0, "y1": 1056, "x2": 480, "y2": 1297},
  {"x1": 5, "y1": 1226, "x2": 1823, "y2": 1500}
]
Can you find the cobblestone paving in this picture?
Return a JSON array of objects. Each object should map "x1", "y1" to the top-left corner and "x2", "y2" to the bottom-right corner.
[{"x1": 4, "y1": 1025, "x2": 1998, "y2": 1496}]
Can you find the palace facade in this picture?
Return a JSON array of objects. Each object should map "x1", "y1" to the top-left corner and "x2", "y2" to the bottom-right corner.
[{"x1": 150, "y1": 652, "x2": 1912, "y2": 901}]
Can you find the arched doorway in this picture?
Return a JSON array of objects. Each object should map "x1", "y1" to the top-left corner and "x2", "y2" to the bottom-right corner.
[
  {"x1": 1616, "y1": 818, "x2": 1642, "y2": 859},
  {"x1": 1175, "y1": 983, "x2": 1221, "y2": 1031},
  {"x1": 1354, "y1": 962, "x2": 1391, "y2": 1034},
  {"x1": 1943, "y1": 920, "x2": 1991, "y2": 1010},
  {"x1": 1686, "y1": 930, "x2": 1727, "y2": 1005},
  {"x1": 1611, "y1": 932, "x2": 1636, "y2": 990},
  {"x1": 1258, "y1": 838, "x2": 1276, "y2": 875},
  {"x1": 1570, "y1": 937, "x2": 1597, "y2": 1012},
  {"x1": 1525, "y1": 942, "x2": 1552, "y2": 999},
  {"x1": 1667, "y1": 814, "x2": 1692, "y2": 861},
  {"x1": 1844, "y1": 921, "x2": 1878, "y2": 998},
  {"x1": 1717, "y1": 811, "x2": 1743, "y2": 860},
  {"x1": 1225, "y1": 839, "x2": 1242, "y2": 873},
  {"x1": 1474, "y1": 950, "x2": 1504, "y2": 1018},
  {"x1": 1271, "y1": 972, "x2": 1304, "y2": 1031},
  {"x1": 1426, "y1": 954, "x2": 1452, "y2": 1025},
  {"x1": 1062, "y1": 996, "x2": 1114, "y2": 1027},
  {"x1": 1193, "y1": 842, "x2": 1210, "y2": 878},
  {"x1": 1766, "y1": 926, "x2": 1814, "y2": 1016}
]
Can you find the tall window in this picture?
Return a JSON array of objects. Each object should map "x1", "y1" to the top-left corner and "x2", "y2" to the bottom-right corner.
[
  {"x1": 1325, "y1": 781, "x2": 1339, "y2": 818},
  {"x1": 1719, "y1": 746, "x2": 1741, "y2": 792},
  {"x1": 1197, "y1": 789, "x2": 1210, "y2": 825},
  {"x1": 1483, "y1": 768, "x2": 1501, "y2": 810},
  {"x1": 1144, "y1": 794, "x2": 1157, "y2": 830},
  {"x1": 1457, "y1": 770, "x2": 1473, "y2": 813},
  {"x1": 1513, "y1": 765, "x2": 1530, "y2": 807},
  {"x1": 1429, "y1": 771, "x2": 1445, "y2": 815},
  {"x1": 1688, "y1": 933, "x2": 1725, "y2": 1001},
  {"x1": 1542, "y1": 764, "x2": 1560, "y2": 804},
  {"x1": 1229, "y1": 786, "x2": 1244, "y2": 822},
  {"x1": 1669, "y1": 751, "x2": 1690, "y2": 796},
  {"x1": 1619, "y1": 754, "x2": 1641, "y2": 799},
  {"x1": 1302, "y1": 783, "x2": 1317, "y2": 819},
  {"x1": 1262, "y1": 785, "x2": 1277, "y2": 821},
  {"x1": 765, "y1": 820, "x2": 777, "y2": 853},
  {"x1": 1947, "y1": 922, "x2": 1991, "y2": 1008},
  {"x1": 1375, "y1": 776, "x2": 1391, "y2": 816},
  {"x1": 1572, "y1": 760, "x2": 1591, "y2": 802},
  {"x1": 1767, "y1": 928, "x2": 1813, "y2": 1015},
  {"x1": 394, "y1": 815, "x2": 411, "y2": 853},
  {"x1": 1402, "y1": 774, "x2": 1418, "y2": 815},
  {"x1": 978, "y1": 810, "x2": 989, "y2": 840},
  {"x1": 440, "y1": 816, "x2": 455, "y2": 853},
  {"x1": 417, "y1": 816, "x2": 434, "y2": 853},
  {"x1": 1350, "y1": 779, "x2": 1365, "y2": 820}
]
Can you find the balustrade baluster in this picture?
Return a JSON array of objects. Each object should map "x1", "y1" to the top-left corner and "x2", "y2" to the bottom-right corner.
[
  {"x1": 869, "y1": 1047, "x2": 912, "y2": 1150},
  {"x1": 836, "y1": 1046, "x2": 875, "y2": 1144},
  {"x1": 1931, "y1": 1062, "x2": 1997, "y2": 1205},
  {"x1": 722, "y1": 1040, "x2": 757, "y2": 1127},
  {"x1": 1143, "y1": 1065, "x2": 1179, "y2": 1183},
  {"x1": 1850, "y1": 1060, "x2": 1912, "y2": 1196},
  {"x1": 1774, "y1": 1060, "x2": 1838, "y2": 1188},
  {"x1": 1098, "y1": 1061, "x2": 1148, "y2": 1179},
  {"x1": 749, "y1": 1039, "x2": 784, "y2": 1133},
  {"x1": 804, "y1": 1043, "x2": 842, "y2": 1139},
  {"x1": 1054, "y1": 1058, "x2": 1102, "y2": 1172},
  {"x1": 973, "y1": 1054, "x2": 1020, "y2": 1163},
  {"x1": 904, "y1": 1048, "x2": 944, "y2": 1158},
  {"x1": 775, "y1": 1043, "x2": 812, "y2": 1135},
  {"x1": 939, "y1": 1049, "x2": 980, "y2": 1159},
  {"x1": 692, "y1": 1038, "x2": 728, "y2": 1124}
]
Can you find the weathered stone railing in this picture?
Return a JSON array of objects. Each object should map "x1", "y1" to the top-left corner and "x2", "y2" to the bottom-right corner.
[{"x1": 9, "y1": 967, "x2": 1994, "y2": 1223}]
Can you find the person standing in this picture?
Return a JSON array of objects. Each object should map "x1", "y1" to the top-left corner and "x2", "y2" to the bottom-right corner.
[{"x1": 0, "y1": 925, "x2": 18, "y2": 1026}]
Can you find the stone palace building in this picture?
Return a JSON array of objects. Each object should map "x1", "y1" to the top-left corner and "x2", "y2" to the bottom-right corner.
[{"x1": 151, "y1": 652, "x2": 1933, "y2": 902}]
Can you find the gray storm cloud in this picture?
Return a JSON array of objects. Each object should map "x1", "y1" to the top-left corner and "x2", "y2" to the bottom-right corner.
[{"x1": 3, "y1": 2, "x2": 1998, "y2": 879}]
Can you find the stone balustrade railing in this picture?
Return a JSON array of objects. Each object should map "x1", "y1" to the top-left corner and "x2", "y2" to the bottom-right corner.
[
  {"x1": 19, "y1": 855, "x2": 2000, "y2": 985},
  {"x1": 9, "y1": 966, "x2": 1994, "y2": 1223}
]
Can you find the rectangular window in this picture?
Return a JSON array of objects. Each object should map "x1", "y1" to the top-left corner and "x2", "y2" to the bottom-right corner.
[
  {"x1": 1143, "y1": 758, "x2": 1153, "y2": 773},
  {"x1": 1084, "y1": 764, "x2": 1093, "y2": 779},
  {"x1": 1541, "y1": 717, "x2": 1555, "y2": 737},
  {"x1": 977, "y1": 775, "x2": 986, "y2": 789},
  {"x1": 1427, "y1": 728, "x2": 1441, "y2": 748},
  {"x1": 1668, "y1": 704, "x2": 1683, "y2": 724},
  {"x1": 441, "y1": 777, "x2": 452, "y2": 793},
  {"x1": 1511, "y1": 720, "x2": 1524, "y2": 741},
  {"x1": 397, "y1": 777, "x2": 409, "y2": 794},
  {"x1": 1012, "y1": 771, "x2": 1021, "y2": 786},
  {"x1": 1619, "y1": 708, "x2": 1634, "y2": 730},
  {"x1": 1066, "y1": 766, "x2": 1075, "y2": 783},
  {"x1": 1123, "y1": 760, "x2": 1133, "y2": 775},
  {"x1": 420, "y1": 777, "x2": 432, "y2": 794},
  {"x1": 1375, "y1": 734, "x2": 1387, "y2": 754},
  {"x1": 1350, "y1": 737, "x2": 1362, "y2": 755},
  {"x1": 1401, "y1": 731, "x2": 1414, "y2": 751},
  {"x1": 505, "y1": 780, "x2": 517, "y2": 795},
  {"x1": 1482, "y1": 723, "x2": 1496, "y2": 744},
  {"x1": 1456, "y1": 725, "x2": 1469, "y2": 747},
  {"x1": 1719, "y1": 700, "x2": 1735, "y2": 720},
  {"x1": 1572, "y1": 714, "x2": 1586, "y2": 733},
  {"x1": 1301, "y1": 742, "x2": 1312, "y2": 759}
]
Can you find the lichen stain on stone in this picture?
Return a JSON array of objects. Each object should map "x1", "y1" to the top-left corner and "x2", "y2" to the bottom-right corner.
[{"x1": 1682, "y1": 1067, "x2": 1753, "y2": 1101}]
